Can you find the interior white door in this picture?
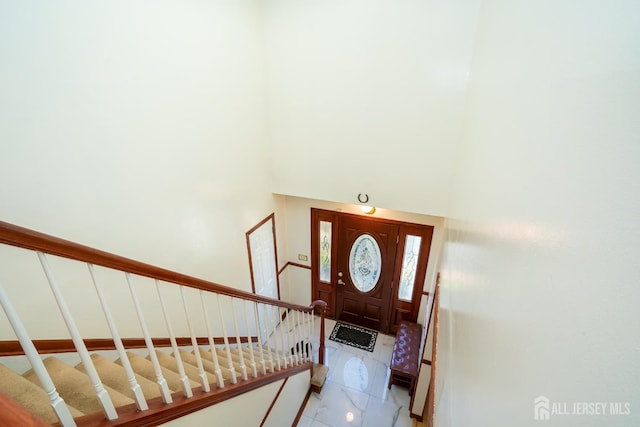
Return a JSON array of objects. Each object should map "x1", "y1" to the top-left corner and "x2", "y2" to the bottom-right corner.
[
  {"x1": 247, "y1": 215, "x2": 280, "y2": 343},
  {"x1": 248, "y1": 216, "x2": 278, "y2": 299}
]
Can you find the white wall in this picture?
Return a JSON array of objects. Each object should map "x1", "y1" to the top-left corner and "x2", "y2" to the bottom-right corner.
[
  {"x1": 437, "y1": 1, "x2": 640, "y2": 426},
  {"x1": 263, "y1": 370, "x2": 311, "y2": 427},
  {"x1": 159, "y1": 371, "x2": 310, "y2": 427},
  {"x1": 279, "y1": 266, "x2": 312, "y2": 307},
  {"x1": 264, "y1": 0, "x2": 479, "y2": 217},
  {"x1": 0, "y1": 1, "x2": 278, "y2": 290},
  {"x1": 160, "y1": 376, "x2": 277, "y2": 427},
  {"x1": 4, "y1": 2, "x2": 638, "y2": 425}
]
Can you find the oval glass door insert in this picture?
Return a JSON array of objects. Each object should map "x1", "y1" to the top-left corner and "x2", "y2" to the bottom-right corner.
[{"x1": 349, "y1": 234, "x2": 382, "y2": 292}]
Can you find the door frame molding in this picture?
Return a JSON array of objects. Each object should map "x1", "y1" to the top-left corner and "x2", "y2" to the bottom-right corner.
[
  {"x1": 246, "y1": 213, "x2": 281, "y2": 299},
  {"x1": 311, "y1": 208, "x2": 434, "y2": 334}
]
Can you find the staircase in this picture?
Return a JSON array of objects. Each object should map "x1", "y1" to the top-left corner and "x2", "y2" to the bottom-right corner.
[
  {"x1": 0, "y1": 344, "x2": 310, "y2": 425},
  {"x1": 0, "y1": 221, "x2": 327, "y2": 426}
]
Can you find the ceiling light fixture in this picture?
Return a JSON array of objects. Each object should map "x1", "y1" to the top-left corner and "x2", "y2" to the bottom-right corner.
[
  {"x1": 357, "y1": 193, "x2": 376, "y2": 215},
  {"x1": 360, "y1": 205, "x2": 376, "y2": 215}
]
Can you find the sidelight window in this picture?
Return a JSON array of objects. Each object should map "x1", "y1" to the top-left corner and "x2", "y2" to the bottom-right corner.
[
  {"x1": 319, "y1": 221, "x2": 332, "y2": 283},
  {"x1": 398, "y1": 235, "x2": 422, "y2": 301}
]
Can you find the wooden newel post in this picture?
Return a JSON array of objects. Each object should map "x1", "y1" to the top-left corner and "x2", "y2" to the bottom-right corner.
[
  {"x1": 310, "y1": 300, "x2": 328, "y2": 365},
  {"x1": 319, "y1": 306, "x2": 327, "y2": 365}
]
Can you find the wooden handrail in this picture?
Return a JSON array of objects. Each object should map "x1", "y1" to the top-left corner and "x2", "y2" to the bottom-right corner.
[
  {"x1": 0, "y1": 336, "x2": 259, "y2": 357},
  {"x1": 0, "y1": 221, "x2": 330, "y2": 425},
  {"x1": 0, "y1": 391, "x2": 50, "y2": 427},
  {"x1": 0, "y1": 221, "x2": 321, "y2": 313}
]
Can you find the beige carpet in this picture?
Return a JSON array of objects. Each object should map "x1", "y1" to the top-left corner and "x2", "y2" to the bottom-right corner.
[
  {"x1": 0, "y1": 363, "x2": 84, "y2": 424},
  {"x1": 23, "y1": 357, "x2": 134, "y2": 416},
  {"x1": 175, "y1": 349, "x2": 238, "y2": 381},
  {"x1": 75, "y1": 354, "x2": 162, "y2": 401},
  {"x1": 199, "y1": 348, "x2": 245, "y2": 374},
  {"x1": 118, "y1": 351, "x2": 200, "y2": 392},
  {"x1": 152, "y1": 350, "x2": 216, "y2": 387},
  {"x1": 0, "y1": 344, "x2": 290, "y2": 423}
]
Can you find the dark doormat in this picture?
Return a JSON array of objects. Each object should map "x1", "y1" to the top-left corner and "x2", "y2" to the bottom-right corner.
[{"x1": 329, "y1": 322, "x2": 377, "y2": 352}]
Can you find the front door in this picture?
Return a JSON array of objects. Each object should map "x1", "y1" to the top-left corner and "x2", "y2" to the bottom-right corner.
[
  {"x1": 335, "y1": 216, "x2": 398, "y2": 332},
  {"x1": 311, "y1": 208, "x2": 434, "y2": 335}
]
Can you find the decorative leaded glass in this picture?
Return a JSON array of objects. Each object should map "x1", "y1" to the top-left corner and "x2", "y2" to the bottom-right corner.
[
  {"x1": 349, "y1": 234, "x2": 382, "y2": 293},
  {"x1": 398, "y1": 235, "x2": 422, "y2": 301},
  {"x1": 319, "y1": 221, "x2": 332, "y2": 283}
]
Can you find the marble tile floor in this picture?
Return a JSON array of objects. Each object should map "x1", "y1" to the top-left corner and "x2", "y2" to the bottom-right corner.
[{"x1": 299, "y1": 319, "x2": 421, "y2": 427}]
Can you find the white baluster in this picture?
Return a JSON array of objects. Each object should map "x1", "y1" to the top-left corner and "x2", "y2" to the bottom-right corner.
[
  {"x1": 88, "y1": 264, "x2": 148, "y2": 410},
  {"x1": 0, "y1": 282, "x2": 77, "y2": 427},
  {"x1": 307, "y1": 310, "x2": 313, "y2": 362},
  {"x1": 277, "y1": 307, "x2": 289, "y2": 368},
  {"x1": 200, "y1": 291, "x2": 224, "y2": 388},
  {"x1": 271, "y1": 306, "x2": 282, "y2": 369},
  {"x1": 156, "y1": 281, "x2": 192, "y2": 397},
  {"x1": 302, "y1": 310, "x2": 309, "y2": 361},
  {"x1": 285, "y1": 309, "x2": 297, "y2": 365},
  {"x1": 242, "y1": 300, "x2": 258, "y2": 377},
  {"x1": 264, "y1": 304, "x2": 279, "y2": 371},
  {"x1": 125, "y1": 273, "x2": 172, "y2": 404},
  {"x1": 37, "y1": 253, "x2": 118, "y2": 420},
  {"x1": 294, "y1": 311, "x2": 301, "y2": 363},
  {"x1": 216, "y1": 294, "x2": 237, "y2": 384},
  {"x1": 311, "y1": 308, "x2": 316, "y2": 363},
  {"x1": 230, "y1": 298, "x2": 248, "y2": 380},
  {"x1": 252, "y1": 302, "x2": 267, "y2": 374},
  {"x1": 297, "y1": 310, "x2": 306, "y2": 361},
  {"x1": 295, "y1": 310, "x2": 303, "y2": 363},
  {"x1": 295, "y1": 310, "x2": 304, "y2": 361},
  {"x1": 287, "y1": 309, "x2": 299, "y2": 365},
  {"x1": 180, "y1": 287, "x2": 210, "y2": 392},
  {"x1": 300, "y1": 310, "x2": 307, "y2": 361}
]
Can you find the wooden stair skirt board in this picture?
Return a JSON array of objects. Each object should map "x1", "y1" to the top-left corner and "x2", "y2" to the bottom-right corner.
[{"x1": 0, "y1": 345, "x2": 313, "y2": 426}]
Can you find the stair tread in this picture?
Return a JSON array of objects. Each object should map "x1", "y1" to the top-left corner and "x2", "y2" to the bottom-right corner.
[
  {"x1": 175, "y1": 349, "x2": 238, "y2": 381},
  {"x1": 0, "y1": 363, "x2": 84, "y2": 423},
  {"x1": 1, "y1": 343, "x2": 313, "y2": 425},
  {"x1": 23, "y1": 357, "x2": 134, "y2": 416},
  {"x1": 118, "y1": 352, "x2": 200, "y2": 393},
  {"x1": 311, "y1": 363, "x2": 329, "y2": 388},
  {"x1": 152, "y1": 350, "x2": 216, "y2": 388},
  {"x1": 202, "y1": 348, "x2": 245, "y2": 373},
  {"x1": 238, "y1": 348, "x2": 276, "y2": 373},
  {"x1": 212, "y1": 346, "x2": 281, "y2": 370},
  {"x1": 75, "y1": 354, "x2": 162, "y2": 401}
]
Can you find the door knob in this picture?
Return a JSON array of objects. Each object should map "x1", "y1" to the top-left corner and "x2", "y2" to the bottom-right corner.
[{"x1": 337, "y1": 279, "x2": 346, "y2": 286}]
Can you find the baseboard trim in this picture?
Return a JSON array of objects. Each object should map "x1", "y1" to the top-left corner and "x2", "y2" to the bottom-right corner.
[
  {"x1": 278, "y1": 261, "x2": 311, "y2": 276},
  {"x1": 260, "y1": 377, "x2": 288, "y2": 426},
  {"x1": 292, "y1": 388, "x2": 313, "y2": 426}
]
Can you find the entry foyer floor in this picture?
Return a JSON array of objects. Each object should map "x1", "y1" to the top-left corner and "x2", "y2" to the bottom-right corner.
[{"x1": 300, "y1": 319, "x2": 424, "y2": 427}]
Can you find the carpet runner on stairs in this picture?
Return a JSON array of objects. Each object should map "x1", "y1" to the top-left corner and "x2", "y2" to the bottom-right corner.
[
  {"x1": 178, "y1": 349, "x2": 238, "y2": 381},
  {"x1": 0, "y1": 363, "x2": 85, "y2": 424},
  {"x1": 23, "y1": 357, "x2": 135, "y2": 416},
  {"x1": 152, "y1": 349, "x2": 217, "y2": 387},
  {"x1": 117, "y1": 351, "x2": 199, "y2": 392},
  {"x1": 0, "y1": 345, "x2": 300, "y2": 424},
  {"x1": 75, "y1": 354, "x2": 162, "y2": 401},
  {"x1": 206, "y1": 347, "x2": 248, "y2": 372}
]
